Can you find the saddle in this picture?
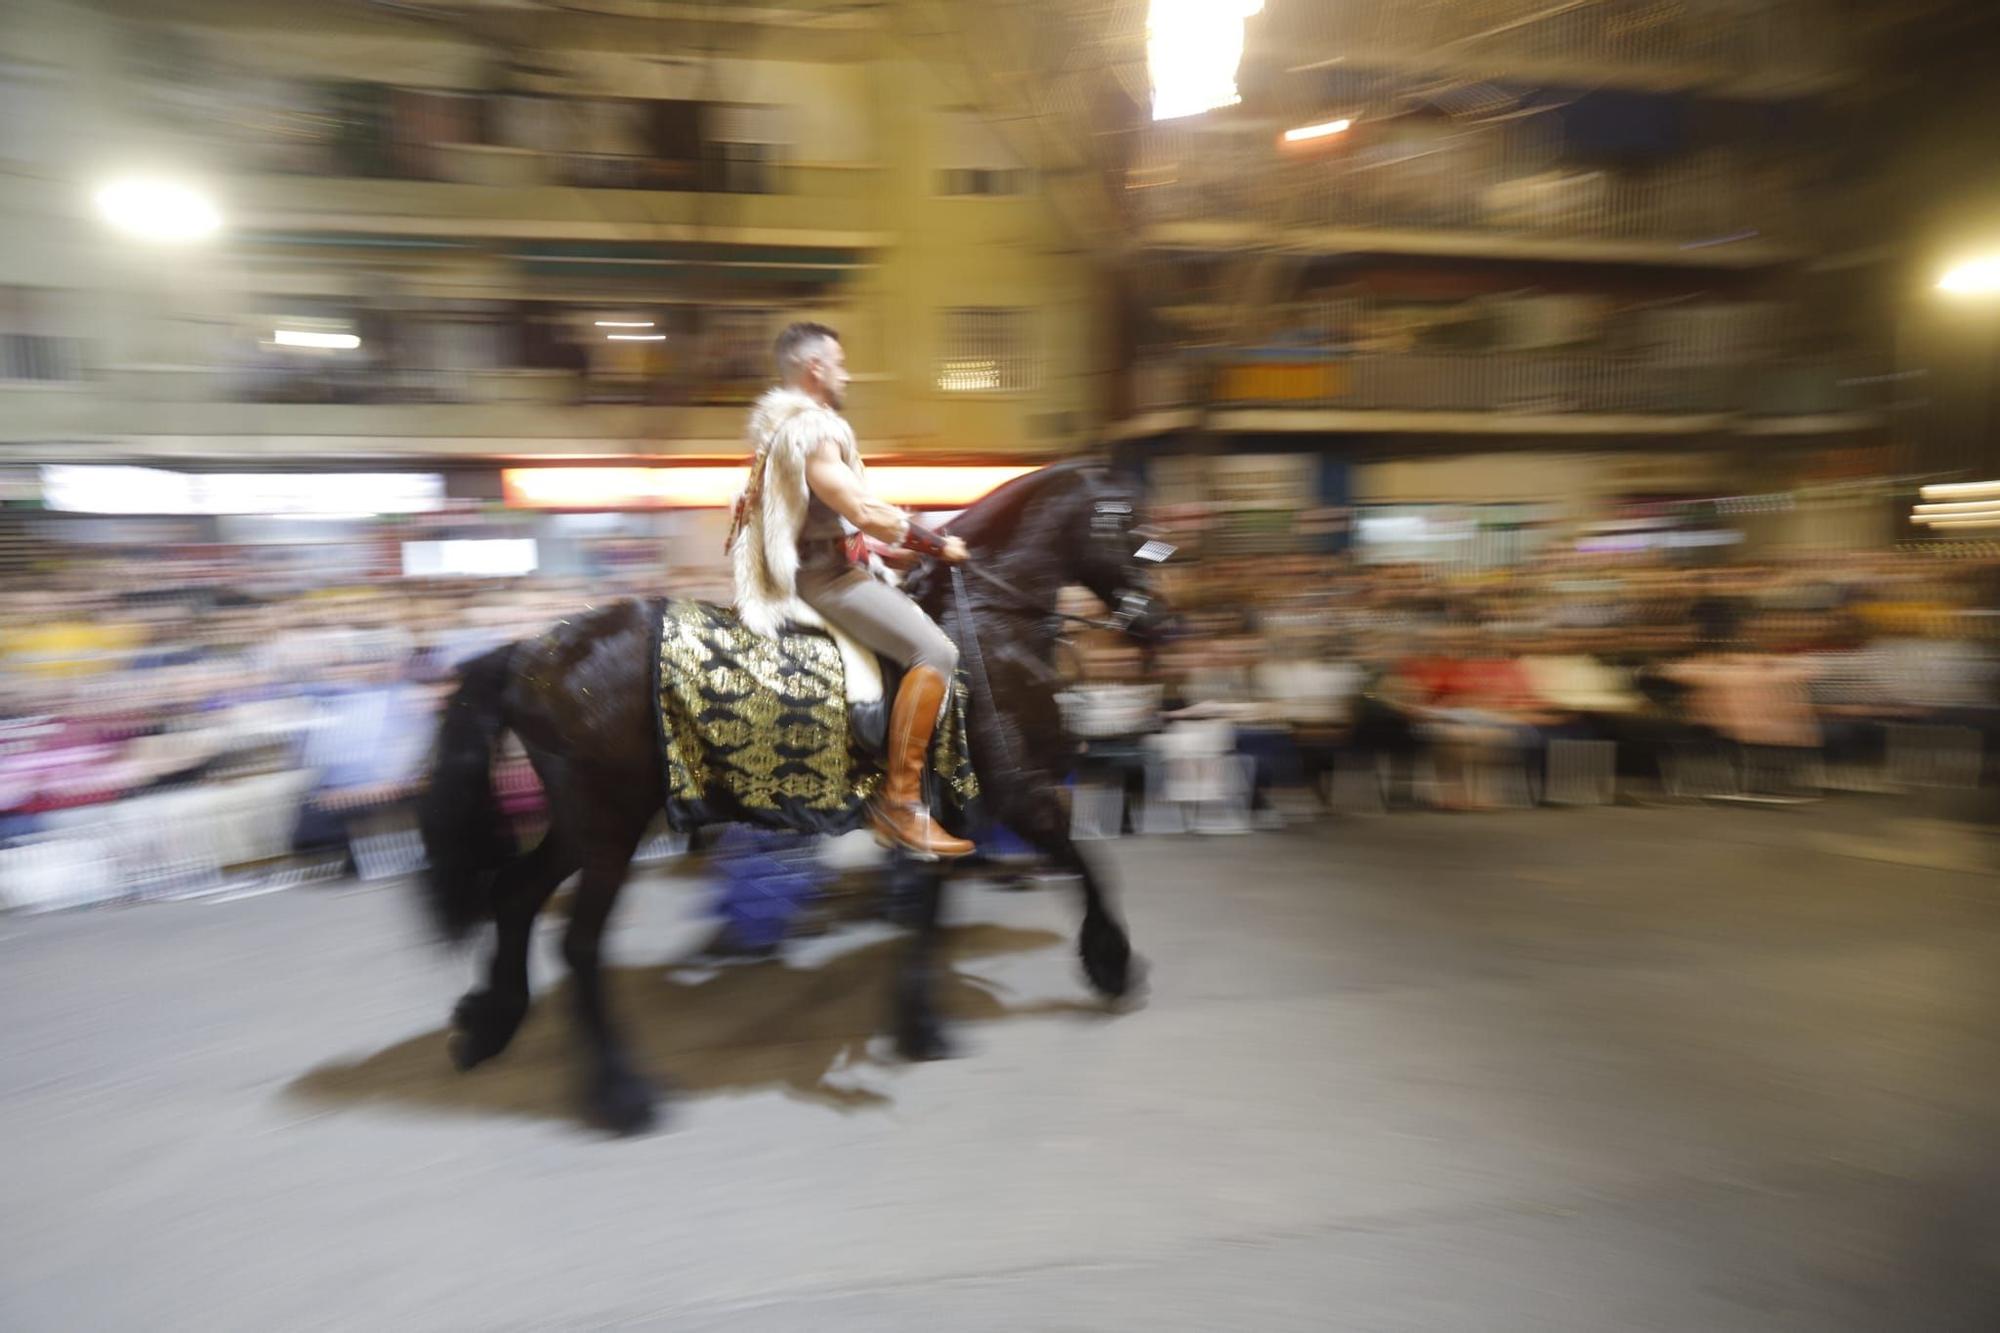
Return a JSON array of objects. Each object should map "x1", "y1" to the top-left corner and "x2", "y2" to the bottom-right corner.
[{"x1": 651, "y1": 599, "x2": 977, "y2": 836}]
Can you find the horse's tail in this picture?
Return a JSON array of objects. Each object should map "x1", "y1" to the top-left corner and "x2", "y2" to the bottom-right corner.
[{"x1": 417, "y1": 644, "x2": 518, "y2": 942}]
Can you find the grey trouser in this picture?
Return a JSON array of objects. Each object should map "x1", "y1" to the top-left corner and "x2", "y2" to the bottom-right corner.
[{"x1": 796, "y1": 553, "x2": 959, "y2": 676}]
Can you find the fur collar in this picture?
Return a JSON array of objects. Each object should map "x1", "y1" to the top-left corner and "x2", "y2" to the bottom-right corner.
[{"x1": 729, "y1": 386, "x2": 862, "y2": 639}]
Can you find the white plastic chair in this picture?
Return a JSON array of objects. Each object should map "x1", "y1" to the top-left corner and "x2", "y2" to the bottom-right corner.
[
  {"x1": 1070, "y1": 779, "x2": 1127, "y2": 841},
  {"x1": 1144, "y1": 721, "x2": 1242, "y2": 834}
]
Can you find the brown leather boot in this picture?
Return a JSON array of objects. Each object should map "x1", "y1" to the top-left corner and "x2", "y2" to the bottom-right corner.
[{"x1": 869, "y1": 665, "x2": 975, "y2": 860}]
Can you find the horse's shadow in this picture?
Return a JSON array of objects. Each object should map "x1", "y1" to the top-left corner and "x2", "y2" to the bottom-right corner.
[{"x1": 289, "y1": 923, "x2": 1101, "y2": 1126}]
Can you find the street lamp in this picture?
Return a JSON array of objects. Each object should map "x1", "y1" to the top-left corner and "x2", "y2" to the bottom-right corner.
[
  {"x1": 1920, "y1": 253, "x2": 2000, "y2": 495},
  {"x1": 93, "y1": 177, "x2": 222, "y2": 242},
  {"x1": 1938, "y1": 256, "x2": 2000, "y2": 296},
  {"x1": 1148, "y1": 0, "x2": 1265, "y2": 121}
]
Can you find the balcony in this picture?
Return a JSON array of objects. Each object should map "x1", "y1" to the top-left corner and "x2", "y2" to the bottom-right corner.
[
  {"x1": 228, "y1": 161, "x2": 889, "y2": 247},
  {"x1": 1263, "y1": 0, "x2": 1835, "y2": 96},
  {"x1": 0, "y1": 365, "x2": 755, "y2": 459},
  {"x1": 1126, "y1": 350, "x2": 1889, "y2": 435},
  {"x1": 1129, "y1": 133, "x2": 1797, "y2": 264},
  {"x1": 1, "y1": 356, "x2": 1036, "y2": 459}
]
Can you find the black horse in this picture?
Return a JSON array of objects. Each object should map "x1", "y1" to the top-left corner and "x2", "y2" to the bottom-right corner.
[{"x1": 416, "y1": 460, "x2": 1169, "y2": 1133}]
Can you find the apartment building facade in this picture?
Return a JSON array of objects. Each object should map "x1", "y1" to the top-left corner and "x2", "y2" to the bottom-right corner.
[
  {"x1": 1112, "y1": 0, "x2": 1894, "y2": 560},
  {"x1": 0, "y1": 0, "x2": 1107, "y2": 492}
]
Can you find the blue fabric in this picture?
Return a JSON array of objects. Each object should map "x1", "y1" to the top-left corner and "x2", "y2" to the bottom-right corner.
[
  {"x1": 301, "y1": 684, "x2": 429, "y2": 792},
  {"x1": 707, "y1": 825, "x2": 826, "y2": 950},
  {"x1": 978, "y1": 823, "x2": 1035, "y2": 857}
]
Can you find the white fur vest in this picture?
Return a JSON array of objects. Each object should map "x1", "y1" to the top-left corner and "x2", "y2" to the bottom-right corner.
[{"x1": 728, "y1": 386, "x2": 865, "y2": 639}]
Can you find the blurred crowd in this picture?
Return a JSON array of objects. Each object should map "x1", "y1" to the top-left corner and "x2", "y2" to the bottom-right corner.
[
  {"x1": 3, "y1": 543, "x2": 1997, "y2": 910},
  {"x1": 0, "y1": 571, "x2": 639, "y2": 897},
  {"x1": 1062, "y1": 549, "x2": 2000, "y2": 816}
]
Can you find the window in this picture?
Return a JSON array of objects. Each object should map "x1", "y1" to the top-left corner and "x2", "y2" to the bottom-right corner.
[
  {"x1": 707, "y1": 141, "x2": 782, "y2": 194},
  {"x1": 937, "y1": 110, "x2": 1029, "y2": 197},
  {"x1": 0, "y1": 62, "x2": 59, "y2": 166},
  {"x1": 697, "y1": 308, "x2": 777, "y2": 400},
  {"x1": 936, "y1": 308, "x2": 1036, "y2": 393},
  {"x1": 385, "y1": 87, "x2": 479, "y2": 180},
  {"x1": 486, "y1": 94, "x2": 659, "y2": 188},
  {"x1": 0, "y1": 287, "x2": 85, "y2": 383},
  {"x1": 938, "y1": 167, "x2": 1028, "y2": 197},
  {"x1": 563, "y1": 98, "x2": 655, "y2": 188},
  {"x1": 704, "y1": 105, "x2": 789, "y2": 194}
]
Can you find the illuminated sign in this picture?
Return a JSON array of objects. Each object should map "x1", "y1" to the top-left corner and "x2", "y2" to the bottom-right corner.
[
  {"x1": 41, "y1": 466, "x2": 446, "y2": 516},
  {"x1": 402, "y1": 539, "x2": 539, "y2": 578}
]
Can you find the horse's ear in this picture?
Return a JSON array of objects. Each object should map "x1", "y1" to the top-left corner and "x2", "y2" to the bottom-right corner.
[
  {"x1": 1061, "y1": 448, "x2": 1114, "y2": 483},
  {"x1": 1075, "y1": 450, "x2": 1138, "y2": 494}
]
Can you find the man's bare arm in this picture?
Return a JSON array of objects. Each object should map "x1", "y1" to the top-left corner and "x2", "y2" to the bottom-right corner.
[{"x1": 804, "y1": 440, "x2": 908, "y2": 544}]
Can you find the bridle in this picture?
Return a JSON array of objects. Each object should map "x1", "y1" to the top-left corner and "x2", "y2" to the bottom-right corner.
[
  {"x1": 944, "y1": 496, "x2": 1174, "y2": 782},
  {"x1": 954, "y1": 499, "x2": 1173, "y2": 636}
]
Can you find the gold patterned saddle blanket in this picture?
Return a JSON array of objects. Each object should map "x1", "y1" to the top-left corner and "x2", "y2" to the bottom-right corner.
[{"x1": 652, "y1": 599, "x2": 978, "y2": 835}]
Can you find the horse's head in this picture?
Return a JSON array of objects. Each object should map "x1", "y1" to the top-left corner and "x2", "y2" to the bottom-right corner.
[
  {"x1": 1057, "y1": 466, "x2": 1177, "y2": 643},
  {"x1": 935, "y1": 459, "x2": 1176, "y2": 642}
]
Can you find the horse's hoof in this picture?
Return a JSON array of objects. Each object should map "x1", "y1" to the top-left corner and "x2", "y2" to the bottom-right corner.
[
  {"x1": 447, "y1": 1030, "x2": 483, "y2": 1072},
  {"x1": 896, "y1": 1024, "x2": 958, "y2": 1062},
  {"x1": 587, "y1": 1070, "x2": 662, "y2": 1136},
  {"x1": 1100, "y1": 952, "x2": 1150, "y2": 1009},
  {"x1": 448, "y1": 991, "x2": 526, "y2": 1071},
  {"x1": 1080, "y1": 921, "x2": 1138, "y2": 1000}
]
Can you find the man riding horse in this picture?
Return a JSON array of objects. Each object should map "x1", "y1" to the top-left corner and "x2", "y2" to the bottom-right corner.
[
  {"x1": 727, "y1": 321, "x2": 975, "y2": 861},
  {"x1": 417, "y1": 352, "x2": 1166, "y2": 1130}
]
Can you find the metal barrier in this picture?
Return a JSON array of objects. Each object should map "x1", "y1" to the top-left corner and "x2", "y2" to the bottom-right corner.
[
  {"x1": 1545, "y1": 739, "x2": 1617, "y2": 806},
  {"x1": 349, "y1": 809, "x2": 428, "y2": 883},
  {"x1": 1887, "y1": 725, "x2": 1985, "y2": 790},
  {"x1": 1070, "y1": 780, "x2": 1127, "y2": 841},
  {"x1": 0, "y1": 770, "x2": 316, "y2": 912}
]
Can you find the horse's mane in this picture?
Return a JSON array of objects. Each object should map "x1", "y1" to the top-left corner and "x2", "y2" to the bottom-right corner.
[
  {"x1": 942, "y1": 457, "x2": 1104, "y2": 549},
  {"x1": 902, "y1": 458, "x2": 1111, "y2": 611}
]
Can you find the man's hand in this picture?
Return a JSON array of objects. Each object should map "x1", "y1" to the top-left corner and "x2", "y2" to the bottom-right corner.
[
  {"x1": 875, "y1": 544, "x2": 920, "y2": 572},
  {"x1": 942, "y1": 536, "x2": 969, "y2": 564}
]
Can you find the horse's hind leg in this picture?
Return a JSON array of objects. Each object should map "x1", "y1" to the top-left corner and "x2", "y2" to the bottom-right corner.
[
  {"x1": 889, "y1": 853, "x2": 955, "y2": 1061},
  {"x1": 450, "y1": 830, "x2": 577, "y2": 1072},
  {"x1": 561, "y1": 799, "x2": 656, "y2": 1134}
]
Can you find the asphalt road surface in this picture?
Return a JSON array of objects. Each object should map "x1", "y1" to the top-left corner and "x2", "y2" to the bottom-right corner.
[{"x1": 5, "y1": 804, "x2": 2000, "y2": 1331}]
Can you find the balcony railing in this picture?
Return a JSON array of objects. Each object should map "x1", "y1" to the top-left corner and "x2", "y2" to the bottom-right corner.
[
  {"x1": 1137, "y1": 351, "x2": 1887, "y2": 419},
  {"x1": 1132, "y1": 151, "x2": 1787, "y2": 248},
  {"x1": 222, "y1": 159, "x2": 886, "y2": 242},
  {"x1": 1, "y1": 334, "x2": 87, "y2": 384},
  {"x1": 240, "y1": 138, "x2": 818, "y2": 197},
  {"x1": 99, "y1": 364, "x2": 773, "y2": 410},
  {"x1": 1281, "y1": 0, "x2": 1829, "y2": 85}
]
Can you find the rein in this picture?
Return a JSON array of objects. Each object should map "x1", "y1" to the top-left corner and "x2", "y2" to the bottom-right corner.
[
  {"x1": 945, "y1": 555, "x2": 1152, "y2": 782},
  {"x1": 949, "y1": 564, "x2": 1032, "y2": 783},
  {"x1": 962, "y1": 562, "x2": 1126, "y2": 633}
]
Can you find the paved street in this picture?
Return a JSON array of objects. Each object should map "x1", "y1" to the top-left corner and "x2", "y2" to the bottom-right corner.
[{"x1": 6, "y1": 805, "x2": 2000, "y2": 1331}]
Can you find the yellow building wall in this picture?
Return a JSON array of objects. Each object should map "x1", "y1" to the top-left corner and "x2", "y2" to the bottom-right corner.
[
  {"x1": 3, "y1": 4, "x2": 1110, "y2": 461},
  {"x1": 838, "y1": 54, "x2": 1107, "y2": 456}
]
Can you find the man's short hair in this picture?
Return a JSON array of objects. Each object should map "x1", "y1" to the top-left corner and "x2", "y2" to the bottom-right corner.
[{"x1": 773, "y1": 321, "x2": 840, "y2": 380}]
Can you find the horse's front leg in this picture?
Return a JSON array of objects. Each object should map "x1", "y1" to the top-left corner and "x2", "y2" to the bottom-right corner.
[
  {"x1": 888, "y1": 852, "x2": 955, "y2": 1060},
  {"x1": 1011, "y1": 789, "x2": 1141, "y2": 1000}
]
